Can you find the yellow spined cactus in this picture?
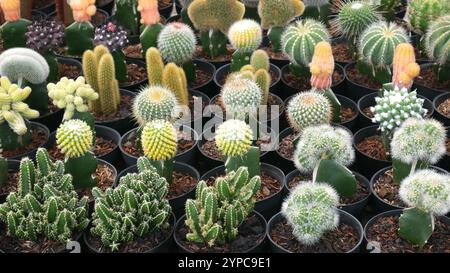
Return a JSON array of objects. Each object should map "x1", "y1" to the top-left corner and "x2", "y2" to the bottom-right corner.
[
  {"x1": 228, "y1": 19, "x2": 263, "y2": 52},
  {"x1": 215, "y1": 119, "x2": 253, "y2": 157},
  {"x1": 392, "y1": 43, "x2": 420, "y2": 89},
  {"x1": 146, "y1": 47, "x2": 165, "y2": 85},
  {"x1": 141, "y1": 120, "x2": 178, "y2": 161},
  {"x1": 309, "y1": 41, "x2": 334, "y2": 90},
  {"x1": 56, "y1": 119, "x2": 93, "y2": 158},
  {"x1": 162, "y1": 63, "x2": 189, "y2": 106}
]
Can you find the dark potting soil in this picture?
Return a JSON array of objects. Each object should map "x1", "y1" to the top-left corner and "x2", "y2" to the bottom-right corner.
[
  {"x1": 356, "y1": 135, "x2": 388, "y2": 161},
  {"x1": 288, "y1": 175, "x2": 369, "y2": 205},
  {"x1": 77, "y1": 163, "x2": 115, "y2": 201},
  {"x1": 123, "y1": 44, "x2": 144, "y2": 59},
  {"x1": 176, "y1": 214, "x2": 266, "y2": 253},
  {"x1": 123, "y1": 63, "x2": 147, "y2": 86},
  {"x1": 262, "y1": 45, "x2": 288, "y2": 61},
  {"x1": 282, "y1": 69, "x2": 344, "y2": 91},
  {"x1": 332, "y1": 42, "x2": 355, "y2": 64},
  {"x1": 32, "y1": 0, "x2": 53, "y2": 9},
  {"x1": 415, "y1": 65, "x2": 450, "y2": 91},
  {"x1": 2, "y1": 127, "x2": 47, "y2": 158},
  {"x1": 437, "y1": 98, "x2": 450, "y2": 118},
  {"x1": 277, "y1": 133, "x2": 297, "y2": 160},
  {"x1": 363, "y1": 106, "x2": 375, "y2": 119},
  {"x1": 190, "y1": 67, "x2": 213, "y2": 88},
  {"x1": 213, "y1": 94, "x2": 283, "y2": 120},
  {"x1": 366, "y1": 215, "x2": 450, "y2": 253},
  {"x1": 340, "y1": 106, "x2": 356, "y2": 122},
  {"x1": 48, "y1": 136, "x2": 117, "y2": 160},
  {"x1": 217, "y1": 68, "x2": 279, "y2": 86},
  {"x1": 167, "y1": 172, "x2": 198, "y2": 200},
  {"x1": 93, "y1": 94, "x2": 132, "y2": 122},
  {"x1": 189, "y1": 94, "x2": 208, "y2": 120},
  {"x1": 270, "y1": 218, "x2": 360, "y2": 253},
  {"x1": 58, "y1": 63, "x2": 80, "y2": 79},
  {"x1": 446, "y1": 139, "x2": 450, "y2": 155},
  {"x1": 194, "y1": 45, "x2": 234, "y2": 62},
  {"x1": 0, "y1": 171, "x2": 19, "y2": 195},
  {"x1": 373, "y1": 169, "x2": 407, "y2": 208},
  {"x1": 158, "y1": 0, "x2": 172, "y2": 8},
  {"x1": 346, "y1": 66, "x2": 382, "y2": 90}
]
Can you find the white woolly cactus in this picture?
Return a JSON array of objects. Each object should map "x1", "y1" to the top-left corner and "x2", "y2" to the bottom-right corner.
[
  {"x1": 294, "y1": 124, "x2": 354, "y2": 173},
  {"x1": 157, "y1": 22, "x2": 197, "y2": 65},
  {"x1": 282, "y1": 182, "x2": 340, "y2": 245},
  {"x1": 221, "y1": 77, "x2": 262, "y2": 116},
  {"x1": 228, "y1": 19, "x2": 263, "y2": 52},
  {"x1": 287, "y1": 91, "x2": 331, "y2": 131},
  {"x1": 215, "y1": 119, "x2": 253, "y2": 157},
  {"x1": 0, "y1": 48, "x2": 49, "y2": 84}
]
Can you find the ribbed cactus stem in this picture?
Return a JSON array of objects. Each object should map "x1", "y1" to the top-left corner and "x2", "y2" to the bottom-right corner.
[
  {"x1": 146, "y1": 47, "x2": 165, "y2": 86},
  {"x1": 392, "y1": 43, "x2": 420, "y2": 90},
  {"x1": 162, "y1": 63, "x2": 189, "y2": 106},
  {"x1": 132, "y1": 86, "x2": 179, "y2": 125},
  {"x1": 424, "y1": 15, "x2": 450, "y2": 82}
]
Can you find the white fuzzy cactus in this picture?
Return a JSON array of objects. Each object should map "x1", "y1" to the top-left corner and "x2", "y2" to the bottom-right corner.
[
  {"x1": 215, "y1": 119, "x2": 253, "y2": 157},
  {"x1": 228, "y1": 19, "x2": 263, "y2": 52},
  {"x1": 0, "y1": 48, "x2": 49, "y2": 84}
]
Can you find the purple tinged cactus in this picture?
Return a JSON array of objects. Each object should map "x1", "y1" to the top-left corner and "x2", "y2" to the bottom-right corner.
[
  {"x1": 94, "y1": 22, "x2": 129, "y2": 53},
  {"x1": 25, "y1": 20, "x2": 65, "y2": 53}
]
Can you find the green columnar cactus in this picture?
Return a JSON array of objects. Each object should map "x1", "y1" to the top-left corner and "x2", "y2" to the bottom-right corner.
[
  {"x1": 398, "y1": 170, "x2": 450, "y2": 248},
  {"x1": 357, "y1": 21, "x2": 410, "y2": 84},
  {"x1": 185, "y1": 167, "x2": 261, "y2": 246},
  {"x1": 90, "y1": 159, "x2": 172, "y2": 252},
  {"x1": 294, "y1": 124, "x2": 357, "y2": 196},
  {"x1": 425, "y1": 15, "x2": 450, "y2": 82},
  {"x1": 0, "y1": 147, "x2": 7, "y2": 186},
  {"x1": 221, "y1": 78, "x2": 262, "y2": 119},
  {"x1": 0, "y1": 148, "x2": 90, "y2": 243},
  {"x1": 258, "y1": 0, "x2": 305, "y2": 52},
  {"x1": 281, "y1": 19, "x2": 330, "y2": 77},
  {"x1": 286, "y1": 91, "x2": 331, "y2": 131},
  {"x1": 139, "y1": 0, "x2": 164, "y2": 56},
  {"x1": 282, "y1": 182, "x2": 340, "y2": 245},
  {"x1": 146, "y1": 47, "x2": 165, "y2": 85},
  {"x1": 188, "y1": 0, "x2": 245, "y2": 59},
  {"x1": 228, "y1": 19, "x2": 263, "y2": 71},
  {"x1": 64, "y1": 0, "x2": 96, "y2": 56},
  {"x1": 406, "y1": 0, "x2": 450, "y2": 35},
  {"x1": 0, "y1": 0, "x2": 31, "y2": 49},
  {"x1": 56, "y1": 120, "x2": 98, "y2": 189},
  {"x1": 83, "y1": 45, "x2": 121, "y2": 115},
  {"x1": 0, "y1": 76, "x2": 39, "y2": 151},
  {"x1": 116, "y1": 0, "x2": 140, "y2": 35}
]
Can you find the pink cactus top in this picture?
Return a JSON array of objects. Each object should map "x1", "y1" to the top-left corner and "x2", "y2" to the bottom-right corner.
[
  {"x1": 0, "y1": 0, "x2": 21, "y2": 22},
  {"x1": 69, "y1": 0, "x2": 97, "y2": 23},
  {"x1": 309, "y1": 42, "x2": 335, "y2": 90},
  {"x1": 138, "y1": 0, "x2": 160, "y2": 26}
]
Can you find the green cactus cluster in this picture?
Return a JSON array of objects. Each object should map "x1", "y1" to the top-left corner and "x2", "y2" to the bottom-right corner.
[
  {"x1": 228, "y1": 19, "x2": 263, "y2": 71},
  {"x1": 185, "y1": 167, "x2": 261, "y2": 246},
  {"x1": 406, "y1": 0, "x2": 450, "y2": 35},
  {"x1": 221, "y1": 77, "x2": 262, "y2": 118},
  {"x1": 424, "y1": 15, "x2": 450, "y2": 82},
  {"x1": 90, "y1": 157, "x2": 172, "y2": 252},
  {"x1": 0, "y1": 148, "x2": 89, "y2": 243},
  {"x1": 286, "y1": 91, "x2": 331, "y2": 131}
]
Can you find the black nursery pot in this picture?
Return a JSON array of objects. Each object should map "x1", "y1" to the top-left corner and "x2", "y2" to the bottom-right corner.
[
  {"x1": 200, "y1": 164, "x2": 285, "y2": 220},
  {"x1": 433, "y1": 92, "x2": 450, "y2": 127},
  {"x1": 5, "y1": 122, "x2": 50, "y2": 161},
  {"x1": 96, "y1": 0, "x2": 115, "y2": 14},
  {"x1": 34, "y1": 1, "x2": 56, "y2": 15},
  {"x1": 119, "y1": 59, "x2": 148, "y2": 92},
  {"x1": 190, "y1": 59, "x2": 217, "y2": 95},
  {"x1": 0, "y1": 160, "x2": 20, "y2": 203},
  {"x1": 176, "y1": 90, "x2": 211, "y2": 137},
  {"x1": 267, "y1": 210, "x2": 364, "y2": 253},
  {"x1": 174, "y1": 211, "x2": 267, "y2": 253},
  {"x1": 159, "y1": 0, "x2": 174, "y2": 19},
  {"x1": 331, "y1": 36, "x2": 353, "y2": 68},
  {"x1": 344, "y1": 62, "x2": 379, "y2": 102},
  {"x1": 115, "y1": 163, "x2": 200, "y2": 219},
  {"x1": 413, "y1": 63, "x2": 450, "y2": 101},
  {"x1": 56, "y1": 56, "x2": 83, "y2": 80},
  {"x1": 437, "y1": 127, "x2": 449, "y2": 171},
  {"x1": 84, "y1": 212, "x2": 176, "y2": 253},
  {"x1": 175, "y1": 0, "x2": 182, "y2": 14}
]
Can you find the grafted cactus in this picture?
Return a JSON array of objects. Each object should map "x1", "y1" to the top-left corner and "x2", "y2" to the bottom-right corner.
[
  {"x1": 405, "y1": 0, "x2": 450, "y2": 35},
  {"x1": 391, "y1": 43, "x2": 420, "y2": 90},
  {"x1": 64, "y1": 0, "x2": 96, "y2": 55},
  {"x1": 0, "y1": 0, "x2": 31, "y2": 49},
  {"x1": 286, "y1": 91, "x2": 331, "y2": 131},
  {"x1": 228, "y1": 19, "x2": 263, "y2": 71},
  {"x1": 221, "y1": 77, "x2": 262, "y2": 119},
  {"x1": 424, "y1": 15, "x2": 450, "y2": 82},
  {"x1": 139, "y1": 0, "x2": 164, "y2": 56},
  {"x1": 115, "y1": 0, "x2": 140, "y2": 35}
]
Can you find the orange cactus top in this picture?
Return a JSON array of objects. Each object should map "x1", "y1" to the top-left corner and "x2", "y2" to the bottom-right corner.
[
  {"x1": 138, "y1": 0, "x2": 160, "y2": 26},
  {"x1": 69, "y1": 0, "x2": 97, "y2": 23},
  {"x1": 0, "y1": 0, "x2": 20, "y2": 22},
  {"x1": 309, "y1": 41, "x2": 335, "y2": 90},
  {"x1": 392, "y1": 43, "x2": 420, "y2": 90}
]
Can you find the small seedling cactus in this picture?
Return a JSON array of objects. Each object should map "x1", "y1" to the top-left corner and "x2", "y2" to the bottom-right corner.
[
  {"x1": 115, "y1": 0, "x2": 140, "y2": 35},
  {"x1": 398, "y1": 170, "x2": 450, "y2": 248},
  {"x1": 258, "y1": 0, "x2": 305, "y2": 52},
  {"x1": 56, "y1": 119, "x2": 98, "y2": 189},
  {"x1": 238, "y1": 50, "x2": 271, "y2": 105},
  {"x1": 391, "y1": 43, "x2": 421, "y2": 90},
  {"x1": 424, "y1": 15, "x2": 450, "y2": 82},
  {"x1": 0, "y1": 148, "x2": 90, "y2": 243},
  {"x1": 139, "y1": 0, "x2": 164, "y2": 56},
  {"x1": 0, "y1": 0, "x2": 31, "y2": 49},
  {"x1": 221, "y1": 77, "x2": 262, "y2": 119},
  {"x1": 64, "y1": 0, "x2": 97, "y2": 56},
  {"x1": 286, "y1": 91, "x2": 331, "y2": 131},
  {"x1": 281, "y1": 19, "x2": 330, "y2": 77},
  {"x1": 282, "y1": 182, "x2": 340, "y2": 245},
  {"x1": 405, "y1": 0, "x2": 450, "y2": 35},
  {"x1": 0, "y1": 76, "x2": 39, "y2": 151},
  {"x1": 188, "y1": 0, "x2": 245, "y2": 58},
  {"x1": 228, "y1": 19, "x2": 263, "y2": 71},
  {"x1": 90, "y1": 157, "x2": 172, "y2": 252}
]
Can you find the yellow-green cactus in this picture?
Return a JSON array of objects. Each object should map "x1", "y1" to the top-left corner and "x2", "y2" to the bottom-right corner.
[
  {"x1": 56, "y1": 119, "x2": 93, "y2": 158},
  {"x1": 162, "y1": 63, "x2": 189, "y2": 106},
  {"x1": 215, "y1": 119, "x2": 253, "y2": 157},
  {"x1": 258, "y1": 0, "x2": 305, "y2": 29},
  {"x1": 141, "y1": 120, "x2": 178, "y2": 161},
  {"x1": 146, "y1": 47, "x2": 165, "y2": 86}
]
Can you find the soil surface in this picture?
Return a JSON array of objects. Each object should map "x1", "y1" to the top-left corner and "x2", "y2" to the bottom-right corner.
[
  {"x1": 283, "y1": 69, "x2": 344, "y2": 91},
  {"x1": 356, "y1": 135, "x2": 388, "y2": 161},
  {"x1": 167, "y1": 172, "x2": 198, "y2": 200},
  {"x1": 191, "y1": 67, "x2": 213, "y2": 88},
  {"x1": 373, "y1": 169, "x2": 406, "y2": 208},
  {"x1": 93, "y1": 94, "x2": 133, "y2": 122},
  {"x1": 121, "y1": 63, "x2": 147, "y2": 86},
  {"x1": 58, "y1": 63, "x2": 80, "y2": 79},
  {"x1": 332, "y1": 42, "x2": 355, "y2": 64},
  {"x1": 437, "y1": 98, "x2": 450, "y2": 118},
  {"x1": 77, "y1": 163, "x2": 115, "y2": 201},
  {"x1": 194, "y1": 45, "x2": 234, "y2": 62},
  {"x1": 415, "y1": 65, "x2": 450, "y2": 92},
  {"x1": 346, "y1": 66, "x2": 382, "y2": 90},
  {"x1": 0, "y1": 171, "x2": 19, "y2": 196},
  {"x1": 2, "y1": 127, "x2": 48, "y2": 158},
  {"x1": 48, "y1": 136, "x2": 117, "y2": 160}
]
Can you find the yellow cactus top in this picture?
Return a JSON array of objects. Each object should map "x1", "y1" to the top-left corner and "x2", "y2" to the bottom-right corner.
[
  {"x1": 68, "y1": 0, "x2": 97, "y2": 22},
  {"x1": 309, "y1": 41, "x2": 334, "y2": 90},
  {"x1": 138, "y1": 0, "x2": 160, "y2": 26},
  {"x1": 0, "y1": 0, "x2": 20, "y2": 22},
  {"x1": 141, "y1": 120, "x2": 178, "y2": 161},
  {"x1": 392, "y1": 43, "x2": 420, "y2": 89}
]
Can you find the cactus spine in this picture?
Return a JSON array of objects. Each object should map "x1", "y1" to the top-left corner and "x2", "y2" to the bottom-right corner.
[
  {"x1": 424, "y1": 15, "x2": 450, "y2": 82},
  {"x1": 287, "y1": 91, "x2": 331, "y2": 131},
  {"x1": 221, "y1": 77, "x2": 262, "y2": 119},
  {"x1": 228, "y1": 19, "x2": 263, "y2": 71},
  {"x1": 406, "y1": 0, "x2": 450, "y2": 35},
  {"x1": 0, "y1": 0, "x2": 31, "y2": 49},
  {"x1": 64, "y1": 0, "x2": 96, "y2": 56}
]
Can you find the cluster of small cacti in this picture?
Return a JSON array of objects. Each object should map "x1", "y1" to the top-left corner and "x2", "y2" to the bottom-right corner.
[
  {"x1": 139, "y1": 0, "x2": 164, "y2": 55},
  {"x1": 424, "y1": 15, "x2": 450, "y2": 82},
  {"x1": 0, "y1": 148, "x2": 90, "y2": 243},
  {"x1": 286, "y1": 91, "x2": 331, "y2": 131},
  {"x1": 90, "y1": 157, "x2": 172, "y2": 252},
  {"x1": 221, "y1": 77, "x2": 262, "y2": 118},
  {"x1": 185, "y1": 167, "x2": 261, "y2": 246},
  {"x1": 237, "y1": 50, "x2": 271, "y2": 104},
  {"x1": 228, "y1": 19, "x2": 263, "y2": 71},
  {"x1": 141, "y1": 120, "x2": 178, "y2": 161},
  {"x1": 64, "y1": 0, "x2": 96, "y2": 56},
  {"x1": 215, "y1": 119, "x2": 253, "y2": 157},
  {"x1": 0, "y1": 0, "x2": 31, "y2": 49},
  {"x1": 405, "y1": 0, "x2": 450, "y2": 35}
]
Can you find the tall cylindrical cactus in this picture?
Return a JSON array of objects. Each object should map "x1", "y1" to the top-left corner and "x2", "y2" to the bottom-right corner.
[
  {"x1": 228, "y1": 19, "x2": 263, "y2": 71},
  {"x1": 0, "y1": 0, "x2": 31, "y2": 49},
  {"x1": 406, "y1": 0, "x2": 450, "y2": 35},
  {"x1": 139, "y1": 0, "x2": 164, "y2": 56},
  {"x1": 425, "y1": 15, "x2": 450, "y2": 82},
  {"x1": 64, "y1": 0, "x2": 96, "y2": 56}
]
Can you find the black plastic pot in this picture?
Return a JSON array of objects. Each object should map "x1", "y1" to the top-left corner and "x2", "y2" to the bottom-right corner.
[
  {"x1": 433, "y1": 92, "x2": 450, "y2": 127},
  {"x1": 353, "y1": 125, "x2": 390, "y2": 179},
  {"x1": 95, "y1": 89, "x2": 136, "y2": 134},
  {"x1": 344, "y1": 63, "x2": 380, "y2": 102},
  {"x1": 56, "y1": 56, "x2": 83, "y2": 80},
  {"x1": 84, "y1": 212, "x2": 176, "y2": 253},
  {"x1": 120, "y1": 125, "x2": 199, "y2": 167},
  {"x1": 370, "y1": 166, "x2": 448, "y2": 214},
  {"x1": 413, "y1": 63, "x2": 450, "y2": 101},
  {"x1": 0, "y1": 159, "x2": 20, "y2": 203},
  {"x1": 437, "y1": 127, "x2": 449, "y2": 171},
  {"x1": 174, "y1": 211, "x2": 267, "y2": 253},
  {"x1": 34, "y1": 1, "x2": 56, "y2": 15},
  {"x1": 175, "y1": 0, "x2": 182, "y2": 14},
  {"x1": 4, "y1": 122, "x2": 50, "y2": 161},
  {"x1": 159, "y1": 0, "x2": 174, "y2": 19},
  {"x1": 97, "y1": 0, "x2": 115, "y2": 14},
  {"x1": 190, "y1": 59, "x2": 217, "y2": 95},
  {"x1": 31, "y1": 10, "x2": 47, "y2": 20},
  {"x1": 176, "y1": 90, "x2": 211, "y2": 137},
  {"x1": 119, "y1": 59, "x2": 148, "y2": 92},
  {"x1": 267, "y1": 210, "x2": 364, "y2": 253},
  {"x1": 46, "y1": 8, "x2": 110, "y2": 27}
]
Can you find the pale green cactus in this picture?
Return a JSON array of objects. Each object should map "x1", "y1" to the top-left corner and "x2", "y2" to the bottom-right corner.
[
  {"x1": 286, "y1": 91, "x2": 331, "y2": 131},
  {"x1": 221, "y1": 78, "x2": 262, "y2": 118},
  {"x1": 141, "y1": 120, "x2": 178, "y2": 162},
  {"x1": 406, "y1": 0, "x2": 450, "y2": 35}
]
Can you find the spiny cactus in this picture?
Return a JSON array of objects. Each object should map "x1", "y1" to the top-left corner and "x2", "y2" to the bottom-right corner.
[
  {"x1": 250, "y1": 49, "x2": 270, "y2": 72},
  {"x1": 357, "y1": 21, "x2": 410, "y2": 84},
  {"x1": 64, "y1": 0, "x2": 96, "y2": 55},
  {"x1": 141, "y1": 120, "x2": 178, "y2": 161},
  {"x1": 139, "y1": 0, "x2": 164, "y2": 56},
  {"x1": 157, "y1": 22, "x2": 196, "y2": 65},
  {"x1": 146, "y1": 47, "x2": 165, "y2": 86},
  {"x1": 258, "y1": 0, "x2": 305, "y2": 28},
  {"x1": 91, "y1": 159, "x2": 172, "y2": 252},
  {"x1": 0, "y1": 148, "x2": 90, "y2": 243},
  {"x1": 221, "y1": 77, "x2": 262, "y2": 118},
  {"x1": 287, "y1": 91, "x2": 331, "y2": 131},
  {"x1": 282, "y1": 182, "x2": 340, "y2": 245},
  {"x1": 115, "y1": 0, "x2": 140, "y2": 35},
  {"x1": 228, "y1": 19, "x2": 263, "y2": 71},
  {"x1": 0, "y1": 0, "x2": 31, "y2": 49},
  {"x1": 282, "y1": 19, "x2": 330, "y2": 77},
  {"x1": 215, "y1": 119, "x2": 253, "y2": 158},
  {"x1": 392, "y1": 43, "x2": 420, "y2": 90},
  {"x1": 424, "y1": 15, "x2": 450, "y2": 82},
  {"x1": 83, "y1": 45, "x2": 121, "y2": 115},
  {"x1": 405, "y1": 0, "x2": 450, "y2": 35},
  {"x1": 185, "y1": 167, "x2": 261, "y2": 246}
]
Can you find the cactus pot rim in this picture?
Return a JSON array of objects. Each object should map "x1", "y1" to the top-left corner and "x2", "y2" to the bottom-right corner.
[
  {"x1": 191, "y1": 59, "x2": 217, "y2": 91},
  {"x1": 4, "y1": 122, "x2": 50, "y2": 161},
  {"x1": 213, "y1": 63, "x2": 282, "y2": 89},
  {"x1": 119, "y1": 59, "x2": 148, "y2": 90},
  {"x1": 353, "y1": 125, "x2": 391, "y2": 164},
  {"x1": 280, "y1": 63, "x2": 345, "y2": 91},
  {"x1": 94, "y1": 89, "x2": 136, "y2": 124},
  {"x1": 344, "y1": 62, "x2": 379, "y2": 92},
  {"x1": 0, "y1": 159, "x2": 21, "y2": 203},
  {"x1": 433, "y1": 92, "x2": 450, "y2": 123}
]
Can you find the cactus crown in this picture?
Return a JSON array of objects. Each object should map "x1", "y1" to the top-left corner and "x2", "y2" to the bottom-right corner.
[
  {"x1": 371, "y1": 87, "x2": 427, "y2": 136},
  {"x1": 287, "y1": 91, "x2": 331, "y2": 131},
  {"x1": 425, "y1": 15, "x2": 450, "y2": 66},
  {"x1": 141, "y1": 120, "x2": 178, "y2": 161},
  {"x1": 399, "y1": 170, "x2": 450, "y2": 216},
  {"x1": 91, "y1": 158, "x2": 171, "y2": 251},
  {"x1": 157, "y1": 22, "x2": 197, "y2": 64},
  {"x1": 294, "y1": 125, "x2": 354, "y2": 173},
  {"x1": 392, "y1": 43, "x2": 420, "y2": 90},
  {"x1": 250, "y1": 49, "x2": 270, "y2": 72},
  {"x1": 258, "y1": 0, "x2": 305, "y2": 29},
  {"x1": 69, "y1": 0, "x2": 97, "y2": 22},
  {"x1": 0, "y1": 76, "x2": 39, "y2": 135},
  {"x1": 0, "y1": 48, "x2": 50, "y2": 84},
  {"x1": 26, "y1": 20, "x2": 65, "y2": 53},
  {"x1": 281, "y1": 19, "x2": 330, "y2": 67},
  {"x1": 94, "y1": 22, "x2": 129, "y2": 53},
  {"x1": 228, "y1": 19, "x2": 263, "y2": 52},
  {"x1": 391, "y1": 118, "x2": 447, "y2": 165},
  {"x1": 282, "y1": 182, "x2": 340, "y2": 245},
  {"x1": 187, "y1": 0, "x2": 246, "y2": 33},
  {"x1": 406, "y1": 0, "x2": 450, "y2": 35},
  {"x1": 309, "y1": 41, "x2": 335, "y2": 90},
  {"x1": 138, "y1": 0, "x2": 160, "y2": 25},
  {"x1": 0, "y1": 148, "x2": 90, "y2": 242},
  {"x1": 56, "y1": 119, "x2": 93, "y2": 158},
  {"x1": 47, "y1": 77, "x2": 99, "y2": 120},
  {"x1": 0, "y1": 0, "x2": 20, "y2": 21},
  {"x1": 215, "y1": 119, "x2": 253, "y2": 157},
  {"x1": 221, "y1": 77, "x2": 262, "y2": 116}
]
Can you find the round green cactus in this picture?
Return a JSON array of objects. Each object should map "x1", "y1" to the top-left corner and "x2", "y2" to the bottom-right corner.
[
  {"x1": 221, "y1": 78, "x2": 262, "y2": 116},
  {"x1": 141, "y1": 120, "x2": 178, "y2": 161},
  {"x1": 215, "y1": 119, "x2": 253, "y2": 157},
  {"x1": 228, "y1": 19, "x2": 263, "y2": 52},
  {"x1": 425, "y1": 15, "x2": 450, "y2": 67},
  {"x1": 257, "y1": 0, "x2": 306, "y2": 29},
  {"x1": 282, "y1": 182, "x2": 340, "y2": 245},
  {"x1": 406, "y1": 0, "x2": 450, "y2": 35},
  {"x1": 56, "y1": 119, "x2": 93, "y2": 158},
  {"x1": 286, "y1": 91, "x2": 331, "y2": 131},
  {"x1": 157, "y1": 22, "x2": 197, "y2": 65}
]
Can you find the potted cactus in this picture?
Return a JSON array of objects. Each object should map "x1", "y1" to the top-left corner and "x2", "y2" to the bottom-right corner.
[
  {"x1": 0, "y1": 148, "x2": 90, "y2": 253},
  {"x1": 227, "y1": 19, "x2": 262, "y2": 72},
  {"x1": 138, "y1": 0, "x2": 164, "y2": 54},
  {"x1": 0, "y1": 0, "x2": 31, "y2": 49},
  {"x1": 405, "y1": 0, "x2": 450, "y2": 38},
  {"x1": 115, "y1": 0, "x2": 140, "y2": 35},
  {"x1": 64, "y1": 0, "x2": 96, "y2": 56}
]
